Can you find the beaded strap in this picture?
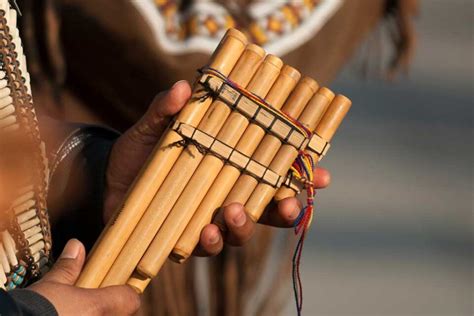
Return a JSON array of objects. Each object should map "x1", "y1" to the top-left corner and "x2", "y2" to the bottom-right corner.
[{"x1": 0, "y1": 1, "x2": 51, "y2": 289}]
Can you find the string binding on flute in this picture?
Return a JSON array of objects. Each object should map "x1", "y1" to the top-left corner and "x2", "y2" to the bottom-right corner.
[
  {"x1": 170, "y1": 119, "x2": 287, "y2": 189},
  {"x1": 198, "y1": 67, "x2": 311, "y2": 146},
  {"x1": 170, "y1": 67, "x2": 331, "y2": 187},
  {"x1": 196, "y1": 67, "x2": 331, "y2": 160}
]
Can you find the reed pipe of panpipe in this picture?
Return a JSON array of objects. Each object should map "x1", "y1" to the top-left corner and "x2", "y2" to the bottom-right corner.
[
  {"x1": 221, "y1": 83, "x2": 329, "y2": 217},
  {"x1": 100, "y1": 48, "x2": 279, "y2": 287},
  {"x1": 75, "y1": 29, "x2": 248, "y2": 289},
  {"x1": 133, "y1": 65, "x2": 299, "y2": 279},
  {"x1": 170, "y1": 77, "x2": 318, "y2": 263},
  {"x1": 274, "y1": 92, "x2": 337, "y2": 201},
  {"x1": 127, "y1": 271, "x2": 151, "y2": 294},
  {"x1": 245, "y1": 95, "x2": 352, "y2": 221}
]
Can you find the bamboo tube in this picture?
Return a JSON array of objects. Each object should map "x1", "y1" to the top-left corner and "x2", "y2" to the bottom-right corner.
[
  {"x1": 245, "y1": 94, "x2": 352, "y2": 220},
  {"x1": 170, "y1": 76, "x2": 318, "y2": 263},
  {"x1": 76, "y1": 29, "x2": 248, "y2": 289},
  {"x1": 0, "y1": 266, "x2": 6, "y2": 290},
  {"x1": 222, "y1": 79, "x2": 322, "y2": 211},
  {"x1": 127, "y1": 271, "x2": 151, "y2": 294},
  {"x1": 134, "y1": 64, "x2": 298, "y2": 279},
  {"x1": 274, "y1": 90, "x2": 336, "y2": 201},
  {"x1": 100, "y1": 47, "x2": 272, "y2": 287},
  {"x1": 0, "y1": 245, "x2": 10, "y2": 274}
]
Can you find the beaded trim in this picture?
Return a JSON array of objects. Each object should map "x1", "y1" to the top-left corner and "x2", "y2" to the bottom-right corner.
[
  {"x1": 133, "y1": 0, "x2": 343, "y2": 55},
  {"x1": 0, "y1": 0, "x2": 51, "y2": 290}
]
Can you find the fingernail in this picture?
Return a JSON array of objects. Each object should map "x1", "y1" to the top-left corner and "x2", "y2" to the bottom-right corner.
[
  {"x1": 290, "y1": 207, "x2": 301, "y2": 220},
  {"x1": 60, "y1": 239, "x2": 80, "y2": 259},
  {"x1": 233, "y1": 210, "x2": 246, "y2": 227},
  {"x1": 208, "y1": 231, "x2": 220, "y2": 245},
  {"x1": 172, "y1": 80, "x2": 187, "y2": 89}
]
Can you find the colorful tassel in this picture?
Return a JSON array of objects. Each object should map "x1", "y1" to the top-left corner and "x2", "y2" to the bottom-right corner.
[{"x1": 290, "y1": 152, "x2": 316, "y2": 315}]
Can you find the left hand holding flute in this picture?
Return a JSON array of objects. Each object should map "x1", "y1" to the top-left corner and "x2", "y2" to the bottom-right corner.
[
  {"x1": 29, "y1": 239, "x2": 141, "y2": 315},
  {"x1": 104, "y1": 80, "x2": 331, "y2": 257}
]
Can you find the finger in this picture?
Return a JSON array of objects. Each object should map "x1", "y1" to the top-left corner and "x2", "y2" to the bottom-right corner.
[
  {"x1": 105, "y1": 80, "x2": 192, "y2": 216},
  {"x1": 221, "y1": 203, "x2": 255, "y2": 246},
  {"x1": 129, "y1": 80, "x2": 192, "y2": 146},
  {"x1": 314, "y1": 167, "x2": 331, "y2": 189},
  {"x1": 42, "y1": 239, "x2": 85, "y2": 285},
  {"x1": 193, "y1": 224, "x2": 223, "y2": 257},
  {"x1": 257, "y1": 168, "x2": 328, "y2": 227},
  {"x1": 258, "y1": 198, "x2": 301, "y2": 228},
  {"x1": 93, "y1": 285, "x2": 141, "y2": 316}
]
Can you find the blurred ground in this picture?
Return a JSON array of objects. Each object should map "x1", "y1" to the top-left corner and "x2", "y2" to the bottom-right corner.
[{"x1": 282, "y1": 1, "x2": 473, "y2": 315}]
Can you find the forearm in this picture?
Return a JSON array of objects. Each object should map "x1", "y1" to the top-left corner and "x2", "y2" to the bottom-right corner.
[{"x1": 39, "y1": 116, "x2": 119, "y2": 255}]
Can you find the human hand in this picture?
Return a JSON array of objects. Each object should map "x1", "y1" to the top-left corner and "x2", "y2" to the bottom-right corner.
[
  {"x1": 104, "y1": 80, "x2": 331, "y2": 257},
  {"x1": 104, "y1": 80, "x2": 192, "y2": 222},
  {"x1": 29, "y1": 239, "x2": 140, "y2": 315}
]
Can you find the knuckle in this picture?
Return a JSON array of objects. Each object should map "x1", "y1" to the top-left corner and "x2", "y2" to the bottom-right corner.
[
  {"x1": 123, "y1": 286, "x2": 139, "y2": 300},
  {"x1": 91, "y1": 295, "x2": 106, "y2": 315},
  {"x1": 91, "y1": 288, "x2": 114, "y2": 314},
  {"x1": 61, "y1": 269, "x2": 78, "y2": 284},
  {"x1": 52, "y1": 262, "x2": 78, "y2": 283},
  {"x1": 118, "y1": 286, "x2": 141, "y2": 314},
  {"x1": 129, "y1": 291, "x2": 141, "y2": 313},
  {"x1": 127, "y1": 122, "x2": 156, "y2": 146},
  {"x1": 202, "y1": 242, "x2": 223, "y2": 257}
]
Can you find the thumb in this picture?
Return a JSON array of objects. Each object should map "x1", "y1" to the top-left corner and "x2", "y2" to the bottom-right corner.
[
  {"x1": 93, "y1": 285, "x2": 141, "y2": 315},
  {"x1": 129, "y1": 80, "x2": 192, "y2": 146},
  {"x1": 42, "y1": 239, "x2": 86, "y2": 285},
  {"x1": 104, "y1": 80, "x2": 192, "y2": 219}
]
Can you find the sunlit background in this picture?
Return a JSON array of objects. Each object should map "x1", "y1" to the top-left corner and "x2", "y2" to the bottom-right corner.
[{"x1": 283, "y1": 1, "x2": 472, "y2": 315}]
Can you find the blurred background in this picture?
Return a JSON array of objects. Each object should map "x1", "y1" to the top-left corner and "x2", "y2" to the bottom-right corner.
[{"x1": 283, "y1": 0, "x2": 472, "y2": 315}]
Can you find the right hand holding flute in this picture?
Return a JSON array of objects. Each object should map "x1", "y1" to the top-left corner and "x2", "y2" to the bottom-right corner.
[{"x1": 104, "y1": 80, "x2": 331, "y2": 257}]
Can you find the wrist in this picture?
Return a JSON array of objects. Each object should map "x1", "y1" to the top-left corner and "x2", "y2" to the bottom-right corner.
[
  {"x1": 48, "y1": 125, "x2": 119, "y2": 253},
  {"x1": 6, "y1": 288, "x2": 58, "y2": 316}
]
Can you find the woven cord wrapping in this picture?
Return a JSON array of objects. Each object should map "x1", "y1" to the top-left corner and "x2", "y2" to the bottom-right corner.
[
  {"x1": 174, "y1": 67, "x2": 319, "y2": 315},
  {"x1": 290, "y1": 152, "x2": 316, "y2": 315}
]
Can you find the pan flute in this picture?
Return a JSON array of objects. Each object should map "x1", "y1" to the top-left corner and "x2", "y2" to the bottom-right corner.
[
  {"x1": 76, "y1": 29, "x2": 351, "y2": 298},
  {"x1": 0, "y1": 0, "x2": 51, "y2": 290}
]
